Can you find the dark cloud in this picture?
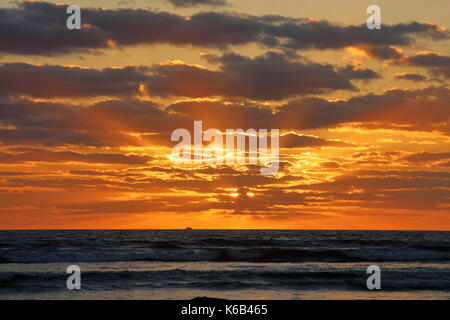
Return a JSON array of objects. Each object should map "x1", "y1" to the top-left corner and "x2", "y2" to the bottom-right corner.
[
  {"x1": 0, "y1": 127, "x2": 122, "y2": 147},
  {"x1": 268, "y1": 20, "x2": 448, "y2": 50},
  {"x1": 302, "y1": 171, "x2": 450, "y2": 193},
  {"x1": 402, "y1": 52, "x2": 450, "y2": 67},
  {"x1": 360, "y1": 47, "x2": 450, "y2": 69},
  {"x1": 149, "y1": 52, "x2": 360, "y2": 99},
  {"x1": 359, "y1": 45, "x2": 404, "y2": 60},
  {"x1": 292, "y1": 170, "x2": 450, "y2": 210},
  {"x1": 0, "y1": 52, "x2": 375, "y2": 100},
  {"x1": 438, "y1": 161, "x2": 450, "y2": 167},
  {"x1": 1, "y1": 85, "x2": 448, "y2": 148},
  {"x1": 275, "y1": 86, "x2": 450, "y2": 132},
  {"x1": 166, "y1": 86, "x2": 449, "y2": 136},
  {"x1": 1, "y1": 2, "x2": 448, "y2": 55},
  {"x1": 401, "y1": 52, "x2": 450, "y2": 79},
  {"x1": 337, "y1": 64, "x2": 381, "y2": 80},
  {"x1": 280, "y1": 133, "x2": 352, "y2": 148},
  {"x1": 0, "y1": 98, "x2": 183, "y2": 146},
  {"x1": 0, "y1": 148, "x2": 152, "y2": 165},
  {"x1": 0, "y1": 63, "x2": 147, "y2": 98},
  {"x1": 394, "y1": 73, "x2": 427, "y2": 82},
  {"x1": 402, "y1": 152, "x2": 450, "y2": 163},
  {"x1": 321, "y1": 161, "x2": 342, "y2": 168},
  {"x1": 358, "y1": 47, "x2": 450, "y2": 79},
  {"x1": 167, "y1": 0, "x2": 228, "y2": 8}
]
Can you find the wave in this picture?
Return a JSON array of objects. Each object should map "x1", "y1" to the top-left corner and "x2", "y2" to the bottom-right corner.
[
  {"x1": 1, "y1": 269, "x2": 449, "y2": 292},
  {"x1": 196, "y1": 238, "x2": 281, "y2": 247},
  {"x1": 2, "y1": 246, "x2": 450, "y2": 264}
]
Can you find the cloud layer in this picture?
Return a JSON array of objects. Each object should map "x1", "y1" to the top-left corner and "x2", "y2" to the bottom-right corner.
[{"x1": 1, "y1": 2, "x2": 448, "y2": 55}]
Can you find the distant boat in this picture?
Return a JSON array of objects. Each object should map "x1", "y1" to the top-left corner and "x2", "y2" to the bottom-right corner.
[{"x1": 185, "y1": 227, "x2": 193, "y2": 230}]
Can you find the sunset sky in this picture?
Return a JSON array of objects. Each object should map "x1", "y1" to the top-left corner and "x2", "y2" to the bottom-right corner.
[{"x1": 0, "y1": 0, "x2": 449, "y2": 230}]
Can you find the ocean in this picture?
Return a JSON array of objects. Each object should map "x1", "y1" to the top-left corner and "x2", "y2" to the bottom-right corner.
[{"x1": 0, "y1": 230, "x2": 449, "y2": 299}]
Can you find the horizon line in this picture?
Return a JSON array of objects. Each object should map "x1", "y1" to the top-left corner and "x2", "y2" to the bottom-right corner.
[{"x1": 1, "y1": 228, "x2": 449, "y2": 232}]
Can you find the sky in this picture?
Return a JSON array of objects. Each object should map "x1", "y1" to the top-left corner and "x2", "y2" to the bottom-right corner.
[{"x1": 0, "y1": 0, "x2": 449, "y2": 230}]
